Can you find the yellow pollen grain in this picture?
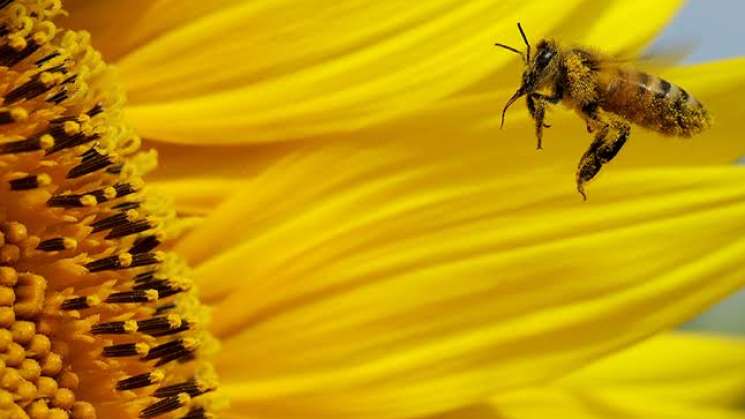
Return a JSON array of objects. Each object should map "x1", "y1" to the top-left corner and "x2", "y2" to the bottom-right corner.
[
  {"x1": 4, "y1": 343, "x2": 25, "y2": 366},
  {"x1": 53, "y1": 387, "x2": 76, "y2": 409},
  {"x1": 118, "y1": 252, "x2": 133, "y2": 267},
  {"x1": 41, "y1": 353, "x2": 62, "y2": 376},
  {"x1": 62, "y1": 237, "x2": 77, "y2": 250},
  {"x1": 11, "y1": 321, "x2": 35, "y2": 344},
  {"x1": 36, "y1": 173, "x2": 52, "y2": 187},
  {"x1": 27, "y1": 334, "x2": 51, "y2": 358},
  {"x1": 10, "y1": 107, "x2": 28, "y2": 122},
  {"x1": 0, "y1": 286, "x2": 15, "y2": 306},
  {"x1": 150, "y1": 369, "x2": 165, "y2": 384},
  {"x1": 28, "y1": 399, "x2": 50, "y2": 418},
  {"x1": 0, "y1": 267, "x2": 16, "y2": 287},
  {"x1": 80, "y1": 194, "x2": 97, "y2": 207},
  {"x1": 123, "y1": 320, "x2": 138, "y2": 334},
  {"x1": 36, "y1": 376, "x2": 58, "y2": 398},
  {"x1": 0, "y1": 244, "x2": 20, "y2": 264},
  {"x1": 144, "y1": 289, "x2": 158, "y2": 302},
  {"x1": 39, "y1": 134, "x2": 55, "y2": 150},
  {"x1": 0, "y1": 307, "x2": 14, "y2": 328},
  {"x1": 63, "y1": 120, "x2": 80, "y2": 135},
  {"x1": 39, "y1": 71, "x2": 56, "y2": 86},
  {"x1": 19, "y1": 359, "x2": 41, "y2": 382},
  {"x1": 86, "y1": 295, "x2": 101, "y2": 307},
  {"x1": 8, "y1": 35, "x2": 26, "y2": 51},
  {"x1": 4, "y1": 222, "x2": 28, "y2": 244},
  {"x1": 48, "y1": 407, "x2": 70, "y2": 419},
  {"x1": 57, "y1": 371, "x2": 79, "y2": 391},
  {"x1": 135, "y1": 342, "x2": 150, "y2": 356},
  {"x1": 16, "y1": 380, "x2": 38, "y2": 401},
  {"x1": 72, "y1": 401, "x2": 96, "y2": 419},
  {"x1": 0, "y1": 329, "x2": 11, "y2": 350},
  {"x1": 1, "y1": 368, "x2": 22, "y2": 389}
]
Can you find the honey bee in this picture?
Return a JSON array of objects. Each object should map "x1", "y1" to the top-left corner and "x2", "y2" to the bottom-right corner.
[{"x1": 496, "y1": 23, "x2": 711, "y2": 199}]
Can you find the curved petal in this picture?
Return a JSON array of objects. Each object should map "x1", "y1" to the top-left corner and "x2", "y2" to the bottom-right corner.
[
  {"x1": 177, "y1": 130, "x2": 745, "y2": 419},
  {"x1": 429, "y1": 333, "x2": 745, "y2": 419},
  {"x1": 558, "y1": 332, "x2": 745, "y2": 406},
  {"x1": 68, "y1": 0, "x2": 682, "y2": 144},
  {"x1": 148, "y1": 56, "x2": 745, "y2": 215},
  {"x1": 432, "y1": 389, "x2": 745, "y2": 419}
]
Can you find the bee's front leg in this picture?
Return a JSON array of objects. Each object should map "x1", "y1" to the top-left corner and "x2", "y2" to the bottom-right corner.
[
  {"x1": 527, "y1": 92, "x2": 562, "y2": 150},
  {"x1": 527, "y1": 94, "x2": 548, "y2": 150}
]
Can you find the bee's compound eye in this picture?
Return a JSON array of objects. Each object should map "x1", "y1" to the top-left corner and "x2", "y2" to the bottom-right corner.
[{"x1": 535, "y1": 49, "x2": 554, "y2": 69}]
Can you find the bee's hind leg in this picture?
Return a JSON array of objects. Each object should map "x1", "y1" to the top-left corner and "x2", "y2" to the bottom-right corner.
[{"x1": 576, "y1": 117, "x2": 631, "y2": 200}]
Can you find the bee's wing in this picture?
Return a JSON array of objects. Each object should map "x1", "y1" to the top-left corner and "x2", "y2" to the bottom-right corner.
[{"x1": 602, "y1": 42, "x2": 697, "y2": 72}]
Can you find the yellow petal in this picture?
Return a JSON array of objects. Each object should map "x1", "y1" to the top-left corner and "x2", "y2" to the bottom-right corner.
[
  {"x1": 179, "y1": 135, "x2": 745, "y2": 418},
  {"x1": 559, "y1": 332, "x2": 745, "y2": 406},
  {"x1": 148, "y1": 56, "x2": 745, "y2": 215},
  {"x1": 434, "y1": 389, "x2": 745, "y2": 419},
  {"x1": 430, "y1": 333, "x2": 745, "y2": 419},
  {"x1": 67, "y1": 0, "x2": 681, "y2": 144},
  {"x1": 61, "y1": 0, "x2": 246, "y2": 62}
]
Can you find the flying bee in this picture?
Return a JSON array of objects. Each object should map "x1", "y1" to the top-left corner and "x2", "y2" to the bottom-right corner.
[{"x1": 496, "y1": 23, "x2": 711, "y2": 199}]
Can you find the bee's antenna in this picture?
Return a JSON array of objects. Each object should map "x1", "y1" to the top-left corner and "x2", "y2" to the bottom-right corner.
[
  {"x1": 493, "y1": 43, "x2": 525, "y2": 62},
  {"x1": 517, "y1": 22, "x2": 530, "y2": 62}
]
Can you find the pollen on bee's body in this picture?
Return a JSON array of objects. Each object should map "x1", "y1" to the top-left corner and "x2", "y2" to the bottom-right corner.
[{"x1": 0, "y1": 1, "x2": 220, "y2": 418}]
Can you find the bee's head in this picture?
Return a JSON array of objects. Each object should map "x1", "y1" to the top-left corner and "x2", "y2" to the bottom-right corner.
[
  {"x1": 523, "y1": 39, "x2": 560, "y2": 90},
  {"x1": 495, "y1": 23, "x2": 560, "y2": 128}
]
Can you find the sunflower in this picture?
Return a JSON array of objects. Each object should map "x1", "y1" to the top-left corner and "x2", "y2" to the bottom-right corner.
[{"x1": 0, "y1": 0, "x2": 744, "y2": 418}]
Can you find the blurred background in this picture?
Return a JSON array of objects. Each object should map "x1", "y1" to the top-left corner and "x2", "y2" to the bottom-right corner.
[
  {"x1": 654, "y1": 0, "x2": 745, "y2": 333},
  {"x1": 654, "y1": 0, "x2": 745, "y2": 62}
]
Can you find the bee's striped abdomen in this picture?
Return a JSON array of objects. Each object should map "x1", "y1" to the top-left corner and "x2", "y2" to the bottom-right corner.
[{"x1": 600, "y1": 69, "x2": 711, "y2": 137}]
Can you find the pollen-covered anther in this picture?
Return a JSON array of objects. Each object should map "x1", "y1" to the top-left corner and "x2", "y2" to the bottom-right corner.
[
  {"x1": 37, "y1": 237, "x2": 77, "y2": 252},
  {"x1": 60, "y1": 295, "x2": 100, "y2": 311},
  {"x1": 117, "y1": 369, "x2": 165, "y2": 391},
  {"x1": 9, "y1": 172, "x2": 52, "y2": 190},
  {"x1": 103, "y1": 342, "x2": 150, "y2": 358},
  {"x1": 104, "y1": 289, "x2": 158, "y2": 304},
  {"x1": 90, "y1": 319, "x2": 138, "y2": 335}
]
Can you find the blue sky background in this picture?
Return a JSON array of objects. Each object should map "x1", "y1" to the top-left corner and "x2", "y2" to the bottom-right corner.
[
  {"x1": 654, "y1": 1, "x2": 745, "y2": 333},
  {"x1": 653, "y1": 0, "x2": 745, "y2": 62}
]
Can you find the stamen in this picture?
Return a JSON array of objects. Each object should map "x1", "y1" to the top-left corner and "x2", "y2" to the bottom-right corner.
[
  {"x1": 141, "y1": 393, "x2": 191, "y2": 418},
  {"x1": 143, "y1": 338, "x2": 197, "y2": 362},
  {"x1": 154, "y1": 377, "x2": 212, "y2": 398},
  {"x1": 131, "y1": 235, "x2": 162, "y2": 254},
  {"x1": 104, "y1": 289, "x2": 158, "y2": 304},
  {"x1": 90, "y1": 210, "x2": 139, "y2": 232},
  {"x1": 105, "y1": 219, "x2": 153, "y2": 240},
  {"x1": 9, "y1": 173, "x2": 51, "y2": 190},
  {"x1": 137, "y1": 314, "x2": 182, "y2": 335},
  {"x1": 90, "y1": 320, "x2": 138, "y2": 335},
  {"x1": 60, "y1": 295, "x2": 99, "y2": 311},
  {"x1": 116, "y1": 370, "x2": 165, "y2": 391},
  {"x1": 37, "y1": 237, "x2": 77, "y2": 252},
  {"x1": 102, "y1": 342, "x2": 150, "y2": 358},
  {"x1": 67, "y1": 150, "x2": 114, "y2": 178}
]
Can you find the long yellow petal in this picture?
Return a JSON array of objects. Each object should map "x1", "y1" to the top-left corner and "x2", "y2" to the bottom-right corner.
[
  {"x1": 433, "y1": 389, "x2": 745, "y2": 419},
  {"x1": 559, "y1": 332, "x2": 745, "y2": 406},
  {"x1": 429, "y1": 333, "x2": 745, "y2": 419},
  {"x1": 148, "y1": 56, "x2": 745, "y2": 215},
  {"x1": 64, "y1": 0, "x2": 682, "y2": 144},
  {"x1": 177, "y1": 137, "x2": 745, "y2": 418}
]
